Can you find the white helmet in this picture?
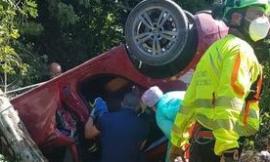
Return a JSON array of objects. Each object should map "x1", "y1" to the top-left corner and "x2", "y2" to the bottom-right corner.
[{"x1": 141, "y1": 86, "x2": 163, "y2": 107}]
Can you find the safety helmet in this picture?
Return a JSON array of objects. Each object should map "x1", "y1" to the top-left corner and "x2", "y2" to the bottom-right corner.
[{"x1": 223, "y1": 0, "x2": 270, "y2": 22}]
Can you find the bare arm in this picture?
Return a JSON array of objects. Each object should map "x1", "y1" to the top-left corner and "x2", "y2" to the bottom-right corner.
[{"x1": 84, "y1": 117, "x2": 100, "y2": 139}]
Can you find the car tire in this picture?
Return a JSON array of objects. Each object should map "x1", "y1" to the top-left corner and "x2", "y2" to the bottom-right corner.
[
  {"x1": 125, "y1": 0, "x2": 198, "y2": 78},
  {"x1": 125, "y1": 0, "x2": 189, "y2": 66}
]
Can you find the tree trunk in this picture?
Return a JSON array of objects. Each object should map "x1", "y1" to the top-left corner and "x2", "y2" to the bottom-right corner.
[{"x1": 0, "y1": 90, "x2": 48, "y2": 162}]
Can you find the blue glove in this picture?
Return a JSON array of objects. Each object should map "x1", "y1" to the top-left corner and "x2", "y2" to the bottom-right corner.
[{"x1": 91, "y1": 97, "x2": 108, "y2": 120}]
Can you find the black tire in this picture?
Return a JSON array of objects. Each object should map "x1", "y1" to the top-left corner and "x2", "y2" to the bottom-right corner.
[
  {"x1": 125, "y1": 0, "x2": 198, "y2": 78},
  {"x1": 125, "y1": 0, "x2": 189, "y2": 66},
  {"x1": 184, "y1": 10, "x2": 195, "y2": 24}
]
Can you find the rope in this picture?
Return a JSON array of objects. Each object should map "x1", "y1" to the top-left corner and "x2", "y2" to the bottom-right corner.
[{"x1": 5, "y1": 81, "x2": 47, "y2": 95}]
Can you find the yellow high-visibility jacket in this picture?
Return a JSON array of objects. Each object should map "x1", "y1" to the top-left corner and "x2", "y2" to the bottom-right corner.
[{"x1": 171, "y1": 34, "x2": 263, "y2": 156}]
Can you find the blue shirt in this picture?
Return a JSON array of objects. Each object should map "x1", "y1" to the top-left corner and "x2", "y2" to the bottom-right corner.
[
  {"x1": 155, "y1": 91, "x2": 185, "y2": 139},
  {"x1": 97, "y1": 108, "x2": 149, "y2": 162}
]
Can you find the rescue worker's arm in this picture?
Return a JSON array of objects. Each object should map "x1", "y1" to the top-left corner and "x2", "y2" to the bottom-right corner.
[
  {"x1": 156, "y1": 96, "x2": 183, "y2": 139},
  {"x1": 84, "y1": 117, "x2": 100, "y2": 139},
  {"x1": 169, "y1": 80, "x2": 197, "y2": 161},
  {"x1": 213, "y1": 47, "x2": 262, "y2": 155},
  {"x1": 156, "y1": 116, "x2": 174, "y2": 139},
  {"x1": 169, "y1": 107, "x2": 194, "y2": 161}
]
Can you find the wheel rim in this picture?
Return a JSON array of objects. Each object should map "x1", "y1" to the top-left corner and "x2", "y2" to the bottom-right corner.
[{"x1": 132, "y1": 6, "x2": 186, "y2": 58}]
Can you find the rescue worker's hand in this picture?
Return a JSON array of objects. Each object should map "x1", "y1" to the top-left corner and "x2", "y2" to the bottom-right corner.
[
  {"x1": 84, "y1": 117, "x2": 100, "y2": 139},
  {"x1": 169, "y1": 144, "x2": 186, "y2": 162}
]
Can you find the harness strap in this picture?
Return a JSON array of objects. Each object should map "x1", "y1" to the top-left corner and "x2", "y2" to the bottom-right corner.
[{"x1": 197, "y1": 131, "x2": 214, "y2": 139}]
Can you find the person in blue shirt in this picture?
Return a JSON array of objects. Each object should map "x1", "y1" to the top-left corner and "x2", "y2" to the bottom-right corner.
[
  {"x1": 141, "y1": 86, "x2": 185, "y2": 162},
  {"x1": 84, "y1": 89, "x2": 149, "y2": 162}
]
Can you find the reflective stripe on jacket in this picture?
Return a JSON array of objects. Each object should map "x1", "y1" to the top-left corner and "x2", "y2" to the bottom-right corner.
[{"x1": 170, "y1": 34, "x2": 263, "y2": 156}]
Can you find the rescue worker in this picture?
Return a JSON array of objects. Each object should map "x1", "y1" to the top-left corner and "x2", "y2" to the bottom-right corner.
[
  {"x1": 169, "y1": 0, "x2": 270, "y2": 162},
  {"x1": 141, "y1": 86, "x2": 185, "y2": 139},
  {"x1": 141, "y1": 86, "x2": 185, "y2": 162},
  {"x1": 85, "y1": 89, "x2": 149, "y2": 162}
]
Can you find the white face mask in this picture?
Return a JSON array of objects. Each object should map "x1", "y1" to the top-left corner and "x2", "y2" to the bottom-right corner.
[{"x1": 249, "y1": 17, "x2": 270, "y2": 42}]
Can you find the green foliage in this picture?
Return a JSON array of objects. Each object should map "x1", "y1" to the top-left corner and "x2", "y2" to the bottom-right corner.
[
  {"x1": 0, "y1": 1, "x2": 23, "y2": 75},
  {"x1": 0, "y1": 0, "x2": 44, "y2": 90},
  {"x1": 19, "y1": 22, "x2": 43, "y2": 36},
  {"x1": 57, "y1": 2, "x2": 79, "y2": 27},
  {"x1": 21, "y1": 0, "x2": 38, "y2": 17},
  {"x1": 177, "y1": 0, "x2": 216, "y2": 12},
  {"x1": 0, "y1": 0, "x2": 48, "y2": 89},
  {"x1": 254, "y1": 39, "x2": 270, "y2": 151}
]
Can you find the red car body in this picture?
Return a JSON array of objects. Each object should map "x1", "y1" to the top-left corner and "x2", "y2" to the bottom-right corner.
[{"x1": 10, "y1": 13, "x2": 228, "y2": 162}]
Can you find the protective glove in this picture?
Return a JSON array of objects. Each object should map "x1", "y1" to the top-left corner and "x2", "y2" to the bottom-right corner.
[{"x1": 90, "y1": 97, "x2": 108, "y2": 120}]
